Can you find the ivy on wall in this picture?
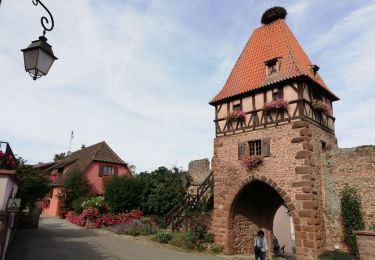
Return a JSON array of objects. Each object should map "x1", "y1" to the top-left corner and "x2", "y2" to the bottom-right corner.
[{"x1": 340, "y1": 184, "x2": 365, "y2": 253}]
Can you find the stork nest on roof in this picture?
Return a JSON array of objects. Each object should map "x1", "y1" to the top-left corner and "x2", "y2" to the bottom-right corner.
[{"x1": 261, "y1": 7, "x2": 287, "y2": 25}]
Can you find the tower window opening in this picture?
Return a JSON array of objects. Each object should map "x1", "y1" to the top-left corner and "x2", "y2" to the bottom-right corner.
[{"x1": 249, "y1": 140, "x2": 262, "y2": 156}]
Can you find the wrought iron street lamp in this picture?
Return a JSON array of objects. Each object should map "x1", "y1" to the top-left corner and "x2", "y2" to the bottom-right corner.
[{"x1": 21, "y1": 0, "x2": 57, "y2": 80}]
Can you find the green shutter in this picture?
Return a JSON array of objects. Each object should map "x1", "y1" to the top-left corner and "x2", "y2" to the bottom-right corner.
[{"x1": 261, "y1": 138, "x2": 271, "y2": 157}]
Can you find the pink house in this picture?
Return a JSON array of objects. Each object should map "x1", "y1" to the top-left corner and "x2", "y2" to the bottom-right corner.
[{"x1": 40, "y1": 141, "x2": 130, "y2": 216}]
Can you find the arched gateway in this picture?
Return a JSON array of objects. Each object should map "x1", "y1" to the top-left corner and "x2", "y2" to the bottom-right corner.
[
  {"x1": 226, "y1": 175, "x2": 296, "y2": 255},
  {"x1": 209, "y1": 7, "x2": 339, "y2": 260}
]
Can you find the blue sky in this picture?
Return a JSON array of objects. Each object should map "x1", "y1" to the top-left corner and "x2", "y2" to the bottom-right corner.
[{"x1": 0, "y1": 0, "x2": 374, "y2": 172}]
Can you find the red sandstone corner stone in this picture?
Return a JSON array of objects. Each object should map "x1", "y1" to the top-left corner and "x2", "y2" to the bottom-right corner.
[
  {"x1": 303, "y1": 239, "x2": 316, "y2": 248},
  {"x1": 291, "y1": 136, "x2": 310, "y2": 143},
  {"x1": 300, "y1": 128, "x2": 312, "y2": 137},
  {"x1": 292, "y1": 121, "x2": 309, "y2": 129},
  {"x1": 292, "y1": 180, "x2": 314, "y2": 187},
  {"x1": 296, "y1": 193, "x2": 314, "y2": 200},
  {"x1": 295, "y1": 150, "x2": 311, "y2": 159},
  {"x1": 295, "y1": 166, "x2": 313, "y2": 174},
  {"x1": 298, "y1": 209, "x2": 315, "y2": 218}
]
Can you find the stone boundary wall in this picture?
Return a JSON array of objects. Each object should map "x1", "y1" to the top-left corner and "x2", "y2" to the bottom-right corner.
[
  {"x1": 355, "y1": 231, "x2": 375, "y2": 260},
  {"x1": 322, "y1": 146, "x2": 375, "y2": 251}
]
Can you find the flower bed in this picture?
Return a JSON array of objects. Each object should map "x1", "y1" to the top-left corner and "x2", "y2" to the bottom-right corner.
[
  {"x1": 263, "y1": 98, "x2": 288, "y2": 113},
  {"x1": 66, "y1": 211, "x2": 85, "y2": 226},
  {"x1": 242, "y1": 155, "x2": 264, "y2": 170},
  {"x1": 311, "y1": 99, "x2": 331, "y2": 115},
  {"x1": 66, "y1": 208, "x2": 143, "y2": 229}
]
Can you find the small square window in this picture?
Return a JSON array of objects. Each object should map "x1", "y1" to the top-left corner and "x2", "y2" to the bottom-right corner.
[
  {"x1": 233, "y1": 104, "x2": 241, "y2": 111},
  {"x1": 249, "y1": 140, "x2": 262, "y2": 156},
  {"x1": 103, "y1": 166, "x2": 113, "y2": 176}
]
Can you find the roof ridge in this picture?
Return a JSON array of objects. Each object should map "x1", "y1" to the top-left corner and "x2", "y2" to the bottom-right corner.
[
  {"x1": 93, "y1": 141, "x2": 104, "y2": 160},
  {"x1": 281, "y1": 21, "x2": 304, "y2": 75}
]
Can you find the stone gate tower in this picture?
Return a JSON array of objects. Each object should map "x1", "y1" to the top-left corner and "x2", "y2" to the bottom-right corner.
[{"x1": 209, "y1": 7, "x2": 339, "y2": 260}]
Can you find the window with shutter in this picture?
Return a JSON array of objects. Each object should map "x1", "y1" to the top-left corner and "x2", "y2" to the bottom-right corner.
[
  {"x1": 103, "y1": 166, "x2": 113, "y2": 176},
  {"x1": 249, "y1": 140, "x2": 262, "y2": 156}
]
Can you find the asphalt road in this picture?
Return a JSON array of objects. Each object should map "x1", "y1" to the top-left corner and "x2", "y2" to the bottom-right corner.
[{"x1": 6, "y1": 216, "x2": 227, "y2": 260}]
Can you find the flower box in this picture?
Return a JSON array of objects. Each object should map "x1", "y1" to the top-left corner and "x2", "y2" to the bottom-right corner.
[
  {"x1": 311, "y1": 99, "x2": 332, "y2": 115},
  {"x1": 228, "y1": 110, "x2": 246, "y2": 121},
  {"x1": 242, "y1": 155, "x2": 264, "y2": 170},
  {"x1": 263, "y1": 98, "x2": 289, "y2": 113}
]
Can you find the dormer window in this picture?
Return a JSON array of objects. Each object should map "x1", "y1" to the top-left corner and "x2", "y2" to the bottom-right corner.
[{"x1": 265, "y1": 58, "x2": 280, "y2": 76}]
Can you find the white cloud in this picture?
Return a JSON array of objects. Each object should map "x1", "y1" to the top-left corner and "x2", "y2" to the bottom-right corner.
[{"x1": 0, "y1": 0, "x2": 374, "y2": 172}]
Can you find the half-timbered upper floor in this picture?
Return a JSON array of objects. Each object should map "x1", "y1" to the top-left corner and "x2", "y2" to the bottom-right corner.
[
  {"x1": 213, "y1": 80, "x2": 335, "y2": 137},
  {"x1": 209, "y1": 9, "x2": 339, "y2": 137}
]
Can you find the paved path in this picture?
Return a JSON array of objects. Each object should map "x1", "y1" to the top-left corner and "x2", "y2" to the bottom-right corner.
[{"x1": 6, "y1": 216, "x2": 227, "y2": 260}]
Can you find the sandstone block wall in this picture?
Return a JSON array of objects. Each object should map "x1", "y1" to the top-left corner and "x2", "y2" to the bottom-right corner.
[
  {"x1": 321, "y1": 146, "x2": 375, "y2": 251},
  {"x1": 212, "y1": 120, "x2": 335, "y2": 260}
]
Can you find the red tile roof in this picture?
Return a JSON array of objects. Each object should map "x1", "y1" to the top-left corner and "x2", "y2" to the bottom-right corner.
[{"x1": 210, "y1": 19, "x2": 339, "y2": 105}]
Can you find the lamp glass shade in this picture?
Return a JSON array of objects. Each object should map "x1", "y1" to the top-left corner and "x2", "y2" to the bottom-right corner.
[
  {"x1": 37, "y1": 49, "x2": 55, "y2": 75},
  {"x1": 23, "y1": 48, "x2": 39, "y2": 72}
]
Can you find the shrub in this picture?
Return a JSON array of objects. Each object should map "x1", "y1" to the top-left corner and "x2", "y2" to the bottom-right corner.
[
  {"x1": 204, "y1": 233, "x2": 215, "y2": 243},
  {"x1": 72, "y1": 196, "x2": 91, "y2": 214},
  {"x1": 16, "y1": 164, "x2": 50, "y2": 210},
  {"x1": 370, "y1": 222, "x2": 375, "y2": 232},
  {"x1": 110, "y1": 218, "x2": 157, "y2": 236},
  {"x1": 104, "y1": 175, "x2": 141, "y2": 213},
  {"x1": 58, "y1": 170, "x2": 90, "y2": 213},
  {"x1": 81, "y1": 196, "x2": 107, "y2": 213},
  {"x1": 169, "y1": 232, "x2": 195, "y2": 250},
  {"x1": 153, "y1": 231, "x2": 172, "y2": 244},
  {"x1": 211, "y1": 244, "x2": 223, "y2": 254},
  {"x1": 340, "y1": 185, "x2": 365, "y2": 253},
  {"x1": 318, "y1": 250, "x2": 356, "y2": 260},
  {"x1": 138, "y1": 167, "x2": 186, "y2": 216}
]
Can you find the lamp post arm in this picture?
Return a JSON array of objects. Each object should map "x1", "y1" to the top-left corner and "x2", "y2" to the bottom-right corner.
[{"x1": 32, "y1": 0, "x2": 54, "y2": 37}]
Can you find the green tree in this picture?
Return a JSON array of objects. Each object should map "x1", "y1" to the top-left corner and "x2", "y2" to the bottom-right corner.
[
  {"x1": 104, "y1": 175, "x2": 141, "y2": 213},
  {"x1": 340, "y1": 184, "x2": 365, "y2": 253},
  {"x1": 58, "y1": 170, "x2": 90, "y2": 212},
  {"x1": 16, "y1": 163, "x2": 50, "y2": 210},
  {"x1": 53, "y1": 153, "x2": 66, "y2": 161},
  {"x1": 138, "y1": 166, "x2": 185, "y2": 216}
]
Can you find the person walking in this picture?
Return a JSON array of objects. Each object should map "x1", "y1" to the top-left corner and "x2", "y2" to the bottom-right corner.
[{"x1": 254, "y1": 230, "x2": 268, "y2": 260}]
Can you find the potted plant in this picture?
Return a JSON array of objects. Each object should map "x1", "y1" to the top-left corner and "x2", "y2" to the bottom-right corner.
[
  {"x1": 242, "y1": 155, "x2": 264, "y2": 170},
  {"x1": 263, "y1": 98, "x2": 289, "y2": 114}
]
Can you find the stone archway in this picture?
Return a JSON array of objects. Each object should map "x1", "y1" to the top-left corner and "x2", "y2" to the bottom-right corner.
[{"x1": 225, "y1": 174, "x2": 297, "y2": 256}]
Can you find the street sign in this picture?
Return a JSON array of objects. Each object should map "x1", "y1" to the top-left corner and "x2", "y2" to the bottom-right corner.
[{"x1": 7, "y1": 198, "x2": 21, "y2": 213}]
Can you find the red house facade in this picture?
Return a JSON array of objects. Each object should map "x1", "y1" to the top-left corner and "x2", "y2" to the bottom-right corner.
[{"x1": 40, "y1": 141, "x2": 130, "y2": 216}]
